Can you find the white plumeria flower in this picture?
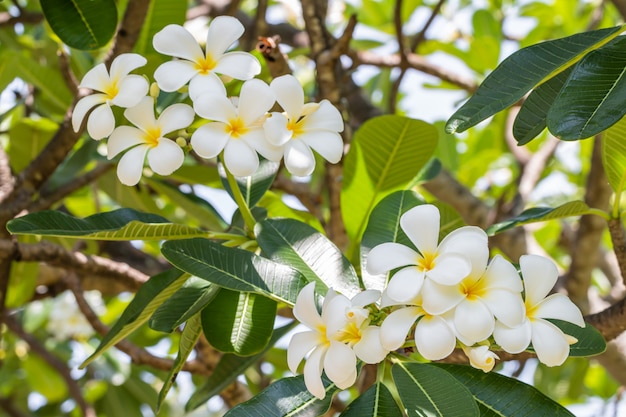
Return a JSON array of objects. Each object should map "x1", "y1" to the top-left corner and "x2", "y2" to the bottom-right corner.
[
  {"x1": 263, "y1": 75, "x2": 344, "y2": 176},
  {"x1": 493, "y1": 255, "x2": 585, "y2": 367},
  {"x1": 421, "y1": 255, "x2": 525, "y2": 345},
  {"x1": 367, "y1": 204, "x2": 489, "y2": 309},
  {"x1": 462, "y1": 345, "x2": 499, "y2": 372},
  {"x1": 72, "y1": 53, "x2": 149, "y2": 139},
  {"x1": 191, "y1": 79, "x2": 282, "y2": 177},
  {"x1": 107, "y1": 97, "x2": 194, "y2": 186},
  {"x1": 287, "y1": 283, "x2": 387, "y2": 399},
  {"x1": 152, "y1": 17, "x2": 261, "y2": 101},
  {"x1": 46, "y1": 290, "x2": 105, "y2": 341}
]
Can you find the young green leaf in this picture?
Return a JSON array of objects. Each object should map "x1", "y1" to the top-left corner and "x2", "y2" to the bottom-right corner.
[
  {"x1": 392, "y1": 362, "x2": 479, "y2": 417},
  {"x1": 201, "y1": 288, "x2": 277, "y2": 356},
  {"x1": 161, "y1": 238, "x2": 308, "y2": 305},
  {"x1": 7, "y1": 208, "x2": 207, "y2": 241},
  {"x1": 255, "y1": 218, "x2": 361, "y2": 298},
  {"x1": 486, "y1": 201, "x2": 591, "y2": 235},
  {"x1": 602, "y1": 116, "x2": 626, "y2": 197},
  {"x1": 339, "y1": 381, "x2": 403, "y2": 417}
]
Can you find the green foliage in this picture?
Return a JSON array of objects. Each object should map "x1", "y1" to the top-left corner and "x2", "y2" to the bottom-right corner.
[
  {"x1": 339, "y1": 381, "x2": 403, "y2": 417},
  {"x1": 487, "y1": 201, "x2": 592, "y2": 235}
]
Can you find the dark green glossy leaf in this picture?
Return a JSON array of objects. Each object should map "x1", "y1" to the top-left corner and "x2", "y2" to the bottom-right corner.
[
  {"x1": 149, "y1": 277, "x2": 219, "y2": 333},
  {"x1": 339, "y1": 381, "x2": 403, "y2": 417},
  {"x1": 547, "y1": 320, "x2": 606, "y2": 357},
  {"x1": 221, "y1": 159, "x2": 280, "y2": 209},
  {"x1": 435, "y1": 364, "x2": 576, "y2": 416},
  {"x1": 392, "y1": 362, "x2": 479, "y2": 417},
  {"x1": 548, "y1": 36, "x2": 626, "y2": 140},
  {"x1": 41, "y1": 0, "x2": 118, "y2": 50},
  {"x1": 81, "y1": 269, "x2": 188, "y2": 368},
  {"x1": 7, "y1": 208, "x2": 207, "y2": 240},
  {"x1": 602, "y1": 117, "x2": 626, "y2": 195},
  {"x1": 201, "y1": 288, "x2": 276, "y2": 356},
  {"x1": 161, "y1": 238, "x2": 308, "y2": 305},
  {"x1": 186, "y1": 323, "x2": 296, "y2": 411},
  {"x1": 513, "y1": 68, "x2": 573, "y2": 145},
  {"x1": 224, "y1": 375, "x2": 338, "y2": 417},
  {"x1": 486, "y1": 201, "x2": 591, "y2": 235},
  {"x1": 255, "y1": 218, "x2": 361, "y2": 298},
  {"x1": 446, "y1": 25, "x2": 625, "y2": 134}
]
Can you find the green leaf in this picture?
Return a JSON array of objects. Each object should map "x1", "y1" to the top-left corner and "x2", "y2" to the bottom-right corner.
[
  {"x1": 221, "y1": 159, "x2": 280, "y2": 209},
  {"x1": 602, "y1": 117, "x2": 626, "y2": 195},
  {"x1": 8, "y1": 117, "x2": 58, "y2": 173},
  {"x1": 393, "y1": 362, "x2": 479, "y2": 417},
  {"x1": 548, "y1": 36, "x2": 626, "y2": 140},
  {"x1": 255, "y1": 218, "x2": 361, "y2": 298},
  {"x1": 341, "y1": 115, "x2": 438, "y2": 246},
  {"x1": 186, "y1": 323, "x2": 296, "y2": 411},
  {"x1": 513, "y1": 68, "x2": 573, "y2": 145},
  {"x1": 134, "y1": 0, "x2": 187, "y2": 57},
  {"x1": 23, "y1": 355, "x2": 68, "y2": 402},
  {"x1": 161, "y1": 238, "x2": 308, "y2": 305},
  {"x1": 41, "y1": 0, "x2": 118, "y2": 50},
  {"x1": 435, "y1": 363, "x2": 576, "y2": 416},
  {"x1": 7, "y1": 208, "x2": 207, "y2": 240},
  {"x1": 360, "y1": 191, "x2": 425, "y2": 291},
  {"x1": 486, "y1": 201, "x2": 591, "y2": 235},
  {"x1": 547, "y1": 319, "x2": 606, "y2": 357},
  {"x1": 99, "y1": 171, "x2": 161, "y2": 213},
  {"x1": 340, "y1": 381, "x2": 403, "y2": 417},
  {"x1": 149, "y1": 277, "x2": 219, "y2": 333},
  {"x1": 80, "y1": 269, "x2": 188, "y2": 368},
  {"x1": 156, "y1": 313, "x2": 203, "y2": 413},
  {"x1": 258, "y1": 191, "x2": 325, "y2": 232},
  {"x1": 224, "y1": 375, "x2": 338, "y2": 417},
  {"x1": 201, "y1": 289, "x2": 277, "y2": 356},
  {"x1": 446, "y1": 25, "x2": 625, "y2": 134}
]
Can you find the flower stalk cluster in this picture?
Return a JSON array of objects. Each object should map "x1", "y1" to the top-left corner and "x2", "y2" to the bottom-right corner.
[{"x1": 288, "y1": 204, "x2": 586, "y2": 398}]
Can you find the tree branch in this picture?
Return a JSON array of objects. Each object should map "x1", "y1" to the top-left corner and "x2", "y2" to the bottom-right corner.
[{"x1": 609, "y1": 217, "x2": 626, "y2": 287}]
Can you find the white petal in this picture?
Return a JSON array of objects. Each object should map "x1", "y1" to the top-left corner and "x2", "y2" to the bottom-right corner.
[
  {"x1": 107, "y1": 126, "x2": 147, "y2": 158},
  {"x1": 303, "y1": 345, "x2": 327, "y2": 399},
  {"x1": 116, "y1": 145, "x2": 149, "y2": 186},
  {"x1": 531, "y1": 319, "x2": 570, "y2": 367},
  {"x1": 147, "y1": 138, "x2": 184, "y2": 176},
  {"x1": 520, "y1": 255, "x2": 558, "y2": 306},
  {"x1": 438, "y1": 226, "x2": 489, "y2": 277},
  {"x1": 482, "y1": 289, "x2": 525, "y2": 328},
  {"x1": 205, "y1": 16, "x2": 245, "y2": 58},
  {"x1": 158, "y1": 103, "x2": 195, "y2": 134},
  {"x1": 87, "y1": 103, "x2": 116, "y2": 140},
  {"x1": 79, "y1": 63, "x2": 110, "y2": 90},
  {"x1": 353, "y1": 326, "x2": 388, "y2": 363},
  {"x1": 193, "y1": 93, "x2": 236, "y2": 123},
  {"x1": 242, "y1": 129, "x2": 284, "y2": 161},
  {"x1": 264, "y1": 112, "x2": 292, "y2": 146},
  {"x1": 534, "y1": 294, "x2": 585, "y2": 327},
  {"x1": 238, "y1": 79, "x2": 274, "y2": 124},
  {"x1": 153, "y1": 24, "x2": 204, "y2": 61},
  {"x1": 414, "y1": 316, "x2": 456, "y2": 361},
  {"x1": 454, "y1": 299, "x2": 494, "y2": 345},
  {"x1": 351, "y1": 289, "x2": 381, "y2": 308},
  {"x1": 481, "y1": 255, "x2": 523, "y2": 292},
  {"x1": 108, "y1": 53, "x2": 147, "y2": 79},
  {"x1": 292, "y1": 282, "x2": 323, "y2": 329},
  {"x1": 366, "y1": 242, "x2": 418, "y2": 274},
  {"x1": 223, "y1": 140, "x2": 259, "y2": 177},
  {"x1": 72, "y1": 94, "x2": 106, "y2": 133},
  {"x1": 427, "y1": 252, "x2": 472, "y2": 286},
  {"x1": 300, "y1": 131, "x2": 344, "y2": 164},
  {"x1": 380, "y1": 307, "x2": 421, "y2": 351},
  {"x1": 214, "y1": 52, "x2": 262, "y2": 80},
  {"x1": 270, "y1": 75, "x2": 304, "y2": 117},
  {"x1": 190, "y1": 123, "x2": 230, "y2": 159},
  {"x1": 301, "y1": 100, "x2": 344, "y2": 132},
  {"x1": 111, "y1": 75, "x2": 149, "y2": 108},
  {"x1": 188, "y1": 72, "x2": 227, "y2": 102},
  {"x1": 284, "y1": 140, "x2": 315, "y2": 177},
  {"x1": 287, "y1": 330, "x2": 322, "y2": 373},
  {"x1": 324, "y1": 341, "x2": 357, "y2": 388},
  {"x1": 124, "y1": 96, "x2": 156, "y2": 131},
  {"x1": 493, "y1": 320, "x2": 531, "y2": 354},
  {"x1": 323, "y1": 295, "x2": 352, "y2": 336},
  {"x1": 386, "y1": 267, "x2": 424, "y2": 304},
  {"x1": 420, "y1": 279, "x2": 464, "y2": 315},
  {"x1": 154, "y1": 61, "x2": 198, "y2": 92},
  {"x1": 400, "y1": 204, "x2": 440, "y2": 254}
]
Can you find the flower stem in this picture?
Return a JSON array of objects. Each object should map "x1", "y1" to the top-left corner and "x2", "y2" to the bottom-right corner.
[{"x1": 223, "y1": 161, "x2": 257, "y2": 236}]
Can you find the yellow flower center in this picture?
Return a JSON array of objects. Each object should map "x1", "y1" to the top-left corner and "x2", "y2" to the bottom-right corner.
[
  {"x1": 417, "y1": 252, "x2": 437, "y2": 271},
  {"x1": 195, "y1": 55, "x2": 217, "y2": 75},
  {"x1": 462, "y1": 279, "x2": 486, "y2": 301},
  {"x1": 287, "y1": 117, "x2": 305, "y2": 138},
  {"x1": 103, "y1": 79, "x2": 119, "y2": 100},
  {"x1": 336, "y1": 321, "x2": 362, "y2": 346},
  {"x1": 227, "y1": 118, "x2": 247, "y2": 138},
  {"x1": 525, "y1": 299, "x2": 537, "y2": 319},
  {"x1": 145, "y1": 127, "x2": 162, "y2": 148}
]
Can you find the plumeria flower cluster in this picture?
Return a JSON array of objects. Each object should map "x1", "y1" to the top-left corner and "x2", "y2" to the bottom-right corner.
[
  {"x1": 72, "y1": 16, "x2": 344, "y2": 185},
  {"x1": 287, "y1": 204, "x2": 586, "y2": 398}
]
